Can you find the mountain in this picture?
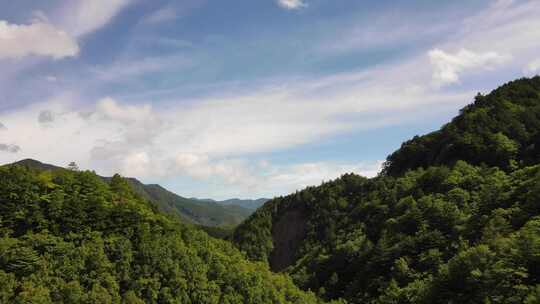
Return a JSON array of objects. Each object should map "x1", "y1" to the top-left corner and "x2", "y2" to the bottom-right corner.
[
  {"x1": 383, "y1": 77, "x2": 540, "y2": 176},
  {"x1": 233, "y1": 77, "x2": 540, "y2": 303},
  {"x1": 0, "y1": 164, "x2": 332, "y2": 303},
  {"x1": 7, "y1": 159, "x2": 253, "y2": 227},
  {"x1": 140, "y1": 184, "x2": 252, "y2": 227},
  {"x1": 11, "y1": 158, "x2": 66, "y2": 171},
  {"x1": 192, "y1": 197, "x2": 269, "y2": 210}
]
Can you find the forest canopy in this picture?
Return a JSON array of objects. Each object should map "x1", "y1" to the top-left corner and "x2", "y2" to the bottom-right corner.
[
  {"x1": 233, "y1": 77, "x2": 540, "y2": 304},
  {"x1": 0, "y1": 165, "x2": 332, "y2": 304}
]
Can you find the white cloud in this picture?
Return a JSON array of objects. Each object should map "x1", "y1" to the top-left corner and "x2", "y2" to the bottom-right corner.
[
  {"x1": 96, "y1": 97, "x2": 154, "y2": 124},
  {"x1": 277, "y1": 0, "x2": 307, "y2": 10},
  {"x1": 0, "y1": 20, "x2": 79, "y2": 60},
  {"x1": 458, "y1": 0, "x2": 540, "y2": 54},
  {"x1": 2, "y1": 0, "x2": 540, "y2": 199},
  {"x1": 429, "y1": 48, "x2": 510, "y2": 86},
  {"x1": 524, "y1": 58, "x2": 540, "y2": 76},
  {"x1": 266, "y1": 160, "x2": 383, "y2": 193},
  {"x1": 174, "y1": 153, "x2": 256, "y2": 186},
  {"x1": 59, "y1": 0, "x2": 131, "y2": 37},
  {"x1": 0, "y1": 69, "x2": 466, "y2": 193},
  {"x1": 121, "y1": 151, "x2": 151, "y2": 177},
  {"x1": 434, "y1": 0, "x2": 540, "y2": 71}
]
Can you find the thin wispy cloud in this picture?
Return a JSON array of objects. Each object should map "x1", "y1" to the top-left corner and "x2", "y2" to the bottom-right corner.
[
  {"x1": 143, "y1": 6, "x2": 178, "y2": 24},
  {"x1": 90, "y1": 55, "x2": 194, "y2": 82}
]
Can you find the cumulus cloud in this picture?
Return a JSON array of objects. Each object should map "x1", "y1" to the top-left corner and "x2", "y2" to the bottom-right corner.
[
  {"x1": 174, "y1": 153, "x2": 257, "y2": 185},
  {"x1": 0, "y1": 144, "x2": 21, "y2": 153},
  {"x1": 0, "y1": 71, "x2": 465, "y2": 193},
  {"x1": 429, "y1": 48, "x2": 510, "y2": 86},
  {"x1": 120, "y1": 152, "x2": 152, "y2": 178},
  {"x1": 88, "y1": 97, "x2": 164, "y2": 175},
  {"x1": 60, "y1": 0, "x2": 131, "y2": 37},
  {"x1": 95, "y1": 97, "x2": 155, "y2": 124},
  {"x1": 277, "y1": 0, "x2": 307, "y2": 10},
  {"x1": 0, "y1": 20, "x2": 79, "y2": 60}
]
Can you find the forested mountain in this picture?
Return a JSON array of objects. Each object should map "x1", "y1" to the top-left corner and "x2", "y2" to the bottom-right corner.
[
  {"x1": 192, "y1": 198, "x2": 269, "y2": 210},
  {"x1": 137, "y1": 184, "x2": 252, "y2": 227},
  {"x1": 0, "y1": 165, "x2": 337, "y2": 303},
  {"x1": 383, "y1": 77, "x2": 540, "y2": 176},
  {"x1": 233, "y1": 77, "x2": 540, "y2": 303},
  {"x1": 8, "y1": 159, "x2": 253, "y2": 227}
]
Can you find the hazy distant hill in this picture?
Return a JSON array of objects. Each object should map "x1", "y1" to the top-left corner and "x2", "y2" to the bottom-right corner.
[
  {"x1": 192, "y1": 197, "x2": 269, "y2": 210},
  {"x1": 7, "y1": 159, "x2": 253, "y2": 227}
]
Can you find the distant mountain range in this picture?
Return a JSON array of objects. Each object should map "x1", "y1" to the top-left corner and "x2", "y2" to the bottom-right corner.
[
  {"x1": 4, "y1": 159, "x2": 261, "y2": 227},
  {"x1": 191, "y1": 198, "x2": 269, "y2": 210}
]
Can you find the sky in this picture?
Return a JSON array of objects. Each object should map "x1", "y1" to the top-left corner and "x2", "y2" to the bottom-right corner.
[{"x1": 0, "y1": 0, "x2": 539, "y2": 199}]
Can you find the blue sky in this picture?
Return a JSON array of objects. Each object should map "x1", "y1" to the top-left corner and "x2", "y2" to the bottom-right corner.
[{"x1": 0, "y1": 0, "x2": 539, "y2": 199}]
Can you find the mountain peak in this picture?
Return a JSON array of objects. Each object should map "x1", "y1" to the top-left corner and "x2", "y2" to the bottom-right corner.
[
  {"x1": 8, "y1": 158, "x2": 65, "y2": 171},
  {"x1": 3, "y1": 158, "x2": 257, "y2": 227}
]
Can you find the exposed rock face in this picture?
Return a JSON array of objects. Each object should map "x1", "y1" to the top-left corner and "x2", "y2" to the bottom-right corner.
[{"x1": 269, "y1": 208, "x2": 307, "y2": 272}]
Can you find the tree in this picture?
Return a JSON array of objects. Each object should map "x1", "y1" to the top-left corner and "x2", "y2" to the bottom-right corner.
[{"x1": 67, "y1": 162, "x2": 79, "y2": 171}]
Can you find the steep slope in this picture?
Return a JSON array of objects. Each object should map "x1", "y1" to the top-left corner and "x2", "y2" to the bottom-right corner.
[
  {"x1": 8, "y1": 159, "x2": 252, "y2": 227},
  {"x1": 143, "y1": 184, "x2": 252, "y2": 227},
  {"x1": 0, "y1": 165, "x2": 333, "y2": 303},
  {"x1": 233, "y1": 77, "x2": 540, "y2": 303},
  {"x1": 384, "y1": 76, "x2": 540, "y2": 176}
]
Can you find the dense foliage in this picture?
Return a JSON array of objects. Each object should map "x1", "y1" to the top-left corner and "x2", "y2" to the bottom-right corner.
[
  {"x1": 12, "y1": 159, "x2": 254, "y2": 227},
  {"x1": 0, "y1": 166, "x2": 330, "y2": 303},
  {"x1": 233, "y1": 77, "x2": 540, "y2": 303},
  {"x1": 140, "y1": 184, "x2": 253, "y2": 227}
]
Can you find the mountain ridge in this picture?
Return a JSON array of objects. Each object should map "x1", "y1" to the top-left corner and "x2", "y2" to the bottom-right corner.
[
  {"x1": 5, "y1": 158, "x2": 255, "y2": 227},
  {"x1": 191, "y1": 197, "x2": 269, "y2": 210},
  {"x1": 233, "y1": 76, "x2": 540, "y2": 303},
  {"x1": 0, "y1": 160, "x2": 329, "y2": 303}
]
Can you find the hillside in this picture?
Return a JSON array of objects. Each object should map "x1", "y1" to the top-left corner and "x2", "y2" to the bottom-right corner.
[
  {"x1": 0, "y1": 165, "x2": 336, "y2": 303},
  {"x1": 8, "y1": 159, "x2": 253, "y2": 227},
  {"x1": 142, "y1": 184, "x2": 252, "y2": 227},
  {"x1": 383, "y1": 77, "x2": 540, "y2": 176},
  {"x1": 233, "y1": 77, "x2": 540, "y2": 303},
  {"x1": 192, "y1": 198, "x2": 269, "y2": 210}
]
